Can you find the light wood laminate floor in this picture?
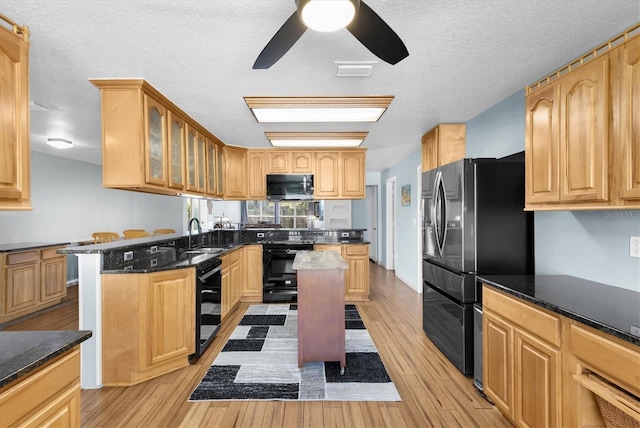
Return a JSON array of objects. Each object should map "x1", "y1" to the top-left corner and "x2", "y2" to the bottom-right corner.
[{"x1": 3, "y1": 263, "x2": 512, "y2": 427}]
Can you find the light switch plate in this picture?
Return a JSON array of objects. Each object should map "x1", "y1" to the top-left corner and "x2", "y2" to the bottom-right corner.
[{"x1": 630, "y1": 236, "x2": 640, "y2": 258}]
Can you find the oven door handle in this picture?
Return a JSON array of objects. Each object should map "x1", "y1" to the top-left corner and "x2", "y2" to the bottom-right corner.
[{"x1": 199, "y1": 265, "x2": 222, "y2": 281}]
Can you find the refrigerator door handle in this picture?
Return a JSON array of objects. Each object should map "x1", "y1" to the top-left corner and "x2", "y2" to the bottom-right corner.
[
  {"x1": 423, "y1": 197, "x2": 436, "y2": 256},
  {"x1": 433, "y1": 171, "x2": 447, "y2": 257}
]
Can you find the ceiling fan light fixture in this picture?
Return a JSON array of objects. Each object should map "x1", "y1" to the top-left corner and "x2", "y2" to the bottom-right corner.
[
  {"x1": 297, "y1": 0, "x2": 359, "y2": 32},
  {"x1": 46, "y1": 138, "x2": 73, "y2": 149}
]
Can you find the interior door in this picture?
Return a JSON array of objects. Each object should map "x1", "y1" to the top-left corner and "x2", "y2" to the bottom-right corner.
[{"x1": 366, "y1": 185, "x2": 378, "y2": 263}]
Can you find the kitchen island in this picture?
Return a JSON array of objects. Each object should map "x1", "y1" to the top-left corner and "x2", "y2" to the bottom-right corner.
[{"x1": 293, "y1": 250, "x2": 348, "y2": 371}]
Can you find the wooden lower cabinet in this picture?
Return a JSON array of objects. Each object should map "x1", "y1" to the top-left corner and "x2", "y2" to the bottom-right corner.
[
  {"x1": 483, "y1": 286, "x2": 562, "y2": 427},
  {"x1": 484, "y1": 310, "x2": 513, "y2": 417},
  {"x1": 314, "y1": 244, "x2": 369, "y2": 301},
  {"x1": 513, "y1": 328, "x2": 561, "y2": 428},
  {"x1": 482, "y1": 285, "x2": 640, "y2": 428},
  {"x1": 221, "y1": 248, "x2": 242, "y2": 320},
  {"x1": 101, "y1": 268, "x2": 195, "y2": 386},
  {"x1": 0, "y1": 348, "x2": 81, "y2": 427},
  {"x1": 241, "y1": 245, "x2": 263, "y2": 302},
  {"x1": 1, "y1": 246, "x2": 67, "y2": 323}
]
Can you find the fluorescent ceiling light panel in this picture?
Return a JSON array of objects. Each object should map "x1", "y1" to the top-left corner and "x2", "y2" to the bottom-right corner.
[
  {"x1": 244, "y1": 96, "x2": 393, "y2": 123},
  {"x1": 266, "y1": 132, "x2": 367, "y2": 147},
  {"x1": 46, "y1": 138, "x2": 73, "y2": 149}
]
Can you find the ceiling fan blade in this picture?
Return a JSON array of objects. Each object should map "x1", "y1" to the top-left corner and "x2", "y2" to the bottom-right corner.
[
  {"x1": 253, "y1": 12, "x2": 307, "y2": 69},
  {"x1": 346, "y1": 1, "x2": 409, "y2": 65}
]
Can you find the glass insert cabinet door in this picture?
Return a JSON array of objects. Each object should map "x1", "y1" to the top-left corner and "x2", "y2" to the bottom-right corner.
[
  {"x1": 168, "y1": 111, "x2": 185, "y2": 190},
  {"x1": 197, "y1": 134, "x2": 206, "y2": 192},
  {"x1": 144, "y1": 95, "x2": 167, "y2": 186},
  {"x1": 186, "y1": 125, "x2": 198, "y2": 192},
  {"x1": 206, "y1": 139, "x2": 217, "y2": 196}
]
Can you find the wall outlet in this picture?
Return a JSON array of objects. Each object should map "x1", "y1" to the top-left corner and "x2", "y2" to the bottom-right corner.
[
  {"x1": 630, "y1": 236, "x2": 640, "y2": 258},
  {"x1": 123, "y1": 251, "x2": 134, "y2": 261}
]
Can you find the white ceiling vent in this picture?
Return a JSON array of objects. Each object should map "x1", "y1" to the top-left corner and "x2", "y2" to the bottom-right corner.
[{"x1": 334, "y1": 61, "x2": 378, "y2": 77}]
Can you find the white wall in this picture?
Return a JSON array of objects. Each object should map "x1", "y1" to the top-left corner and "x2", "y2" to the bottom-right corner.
[{"x1": 0, "y1": 151, "x2": 183, "y2": 243}]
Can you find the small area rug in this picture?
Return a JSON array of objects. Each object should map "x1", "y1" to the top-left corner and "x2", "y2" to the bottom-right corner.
[{"x1": 189, "y1": 304, "x2": 401, "y2": 401}]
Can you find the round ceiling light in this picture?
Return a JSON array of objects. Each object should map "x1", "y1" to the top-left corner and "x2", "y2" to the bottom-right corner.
[{"x1": 297, "y1": 0, "x2": 359, "y2": 32}]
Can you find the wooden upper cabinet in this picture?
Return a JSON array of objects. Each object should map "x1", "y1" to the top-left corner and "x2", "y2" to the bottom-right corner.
[
  {"x1": 525, "y1": 83, "x2": 560, "y2": 204},
  {"x1": 524, "y1": 27, "x2": 640, "y2": 210},
  {"x1": 248, "y1": 151, "x2": 266, "y2": 199},
  {"x1": 613, "y1": 34, "x2": 640, "y2": 202},
  {"x1": 92, "y1": 79, "x2": 229, "y2": 198},
  {"x1": 196, "y1": 133, "x2": 206, "y2": 193},
  {"x1": 266, "y1": 151, "x2": 313, "y2": 173},
  {"x1": 314, "y1": 151, "x2": 340, "y2": 198},
  {"x1": 559, "y1": 55, "x2": 609, "y2": 203},
  {"x1": 167, "y1": 111, "x2": 185, "y2": 190},
  {"x1": 292, "y1": 152, "x2": 314, "y2": 173},
  {"x1": 185, "y1": 124, "x2": 198, "y2": 193},
  {"x1": 421, "y1": 124, "x2": 466, "y2": 172},
  {"x1": 341, "y1": 151, "x2": 365, "y2": 198},
  {"x1": 143, "y1": 95, "x2": 168, "y2": 186},
  {"x1": 224, "y1": 146, "x2": 248, "y2": 199},
  {"x1": 267, "y1": 152, "x2": 289, "y2": 173},
  {"x1": 0, "y1": 18, "x2": 30, "y2": 210},
  {"x1": 205, "y1": 138, "x2": 218, "y2": 196}
]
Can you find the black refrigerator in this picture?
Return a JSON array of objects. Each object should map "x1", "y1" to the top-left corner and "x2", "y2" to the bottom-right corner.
[{"x1": 421, "y1": 156, "x2": 534, "y2": 376}]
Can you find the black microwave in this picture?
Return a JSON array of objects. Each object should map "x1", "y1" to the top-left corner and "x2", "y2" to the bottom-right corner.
[{"x1": 266, "y1": 174, "x2": 314, "y2": 201}]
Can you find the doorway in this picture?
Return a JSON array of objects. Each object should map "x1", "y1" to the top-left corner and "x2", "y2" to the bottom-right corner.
[
  {"x1": 385, "y1": 177, "x2": 396, "y2": 271},
  {"x1": 365, "y1": 185, "x2": 378, "y2": 263}
]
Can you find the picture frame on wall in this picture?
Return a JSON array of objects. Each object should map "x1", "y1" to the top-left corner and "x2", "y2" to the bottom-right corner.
[{"x1": 401, "y1": 184, "x2": 411, "y2": 207}]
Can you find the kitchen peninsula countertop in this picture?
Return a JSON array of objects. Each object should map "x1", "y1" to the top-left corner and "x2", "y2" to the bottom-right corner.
[
  {"x1": 293, "y1": 250, "x2": 348, "y2": 270},
  {"x1": 478, "y1": 275, "x2": 640, "y2": 346},
  {"x1": 61, "y1": 233, "x2": 368, "y2": 274},
  {"x1": 0, "y1": 330, "x2": 92, "y2": 388},
  {"x1": 0, "y1": 242, "x2": 71, "y2": 252}
]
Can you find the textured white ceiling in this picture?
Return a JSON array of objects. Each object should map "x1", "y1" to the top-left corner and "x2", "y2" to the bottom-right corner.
[{"x1": 2, "y1": 1, "x2": 639, "y2": 171}]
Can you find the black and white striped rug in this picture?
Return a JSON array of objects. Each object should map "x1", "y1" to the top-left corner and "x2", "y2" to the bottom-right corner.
[{"x1": 189, "y1": 304, "x2": 401, "y2": 401}]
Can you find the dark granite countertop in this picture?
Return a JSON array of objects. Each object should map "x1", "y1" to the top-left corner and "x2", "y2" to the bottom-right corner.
[
  {"x1": 478, "y1": 275, "x2": 640, "y2": 346},
  {"x1": 101, "y1": 245, "x2": 237, "y2": 274},
  {"x1": 0, "y1": 330, "x2": 92, "y2": 388},
  {"x1": 0, "y1": 242, "x2": 71, "y2": 253}
]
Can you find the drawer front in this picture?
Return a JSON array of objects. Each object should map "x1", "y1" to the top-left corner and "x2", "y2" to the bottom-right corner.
[
  {"x1": 483, "y1": 286, "x2": 561, "y2": 347},
  {"x1": 7, "y1": 250, "x2": 39, "y2": 265},
  {"x1": 0, "y1": 348, "x2": 80, "y2": 427},
  {"x1": 229, "y1": 249, "x2": 240, "y2": 263},
  {"x1": 570, "y1": 323, "x2": 640, "y2": 396},
  {"x1": 41, "y1": 247, "x2": 64, "y2": 260},
  {"x1": 345, "y1": 245, "x2": 368, "y2": 256}
]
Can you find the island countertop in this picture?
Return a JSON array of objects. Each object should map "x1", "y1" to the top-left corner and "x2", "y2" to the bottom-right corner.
[
  {"x1": 478, "y1": 275, "x2": 640, "y2": 346},
  {"x1": 0, "y1": 330, "x2": 92, "y2": 388},
  {"x1": 293, "y1": 250, "x2": 348, "y2": 270}
]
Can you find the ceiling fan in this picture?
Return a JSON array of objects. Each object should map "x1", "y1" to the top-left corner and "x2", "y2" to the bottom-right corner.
[{"x1": 253, "y1": 0, "x2": 409, "y2": 69}]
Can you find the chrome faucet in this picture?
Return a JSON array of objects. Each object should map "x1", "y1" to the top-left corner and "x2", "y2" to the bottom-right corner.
[{"x1": 188, "y1": 218, "x2": 202, "y2": 249}]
